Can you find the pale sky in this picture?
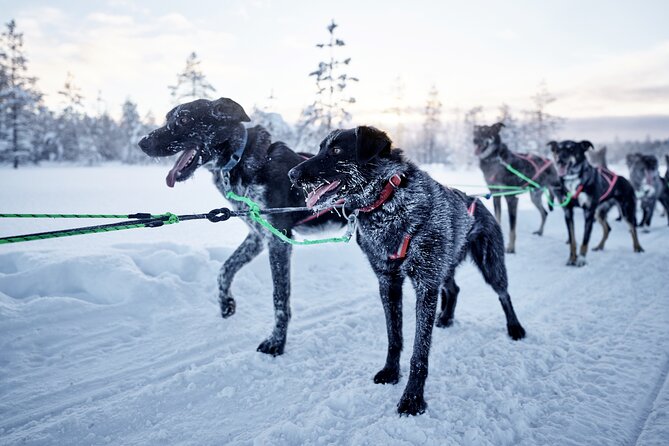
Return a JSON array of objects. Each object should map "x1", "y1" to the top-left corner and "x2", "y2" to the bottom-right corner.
[{"x1": 3, "y1": 0, "x2": 669, "y2": 138}]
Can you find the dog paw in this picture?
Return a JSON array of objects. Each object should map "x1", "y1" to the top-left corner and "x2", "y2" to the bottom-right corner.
[
  {"x1": 507, "y1": 324, "x2": 526, "y2": 340},
  {"x1": 635, "y1": 245, "x2": 645, "y2": 253},
  {"x1": 374, "y1": 367, "x2": 400, "y2": 385},
  {"x1": 435, "y1": 313, "x2": 453, "y2": 328},
  {"x1": 592, "y1": 245, "x2": 604, "y2": 252},
  {"x1": 575, "y1": 256, "x2": 587, "y2": 267},
  {"x1": 505, "y1": 247, "x2": 515, "y2": 254},
  {"x1": 220, "y1": 297, "x2": 236, "y2": 318},
  {"x1": 257, "y1": 337, "x2": 285, "y2": 356},
  {"x1": 532, "y1": 230, "x2": 543, "y2": 236},
  {"x1": 566, "y1": 256, "x2": 579, "y2": 266},
  {"x1": 397, "y1": 393, "x2": 427, "y2": 416}
]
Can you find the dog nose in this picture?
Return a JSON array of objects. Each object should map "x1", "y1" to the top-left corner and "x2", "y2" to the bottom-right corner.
[
  {"x1": 288, "y1": 167, "x2": 301, "y2": 184},
  {"x1": 138, "y1": 136, "x2": 149, "y2": 150}
]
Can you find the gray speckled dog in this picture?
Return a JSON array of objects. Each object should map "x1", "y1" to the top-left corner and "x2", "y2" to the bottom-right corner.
[
  {"x1": 138, "y1": 98, "x2": 344, "y2": 356},
  {"x1": 288, "y1": 126, "x2": 525, "y2": 416}
]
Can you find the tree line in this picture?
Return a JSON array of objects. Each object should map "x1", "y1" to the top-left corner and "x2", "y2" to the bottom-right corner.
[{"x1": 1, "y1": 19, "x2": 665, "y2": 169}]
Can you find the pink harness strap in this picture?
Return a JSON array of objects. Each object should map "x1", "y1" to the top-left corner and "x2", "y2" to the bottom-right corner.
[
  {"x1": 514, "y1": 152, "x2": 554, "y2": 182},
  {"x1": 597, "y1": 167, "x2": 618, "y2": 202},
  {"x1": 467, "y1": 200, "x2": 477, "y2": 216}
]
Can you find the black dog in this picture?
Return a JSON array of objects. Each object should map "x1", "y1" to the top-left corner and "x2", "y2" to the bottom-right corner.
[
  {"x1": 626, "y1": 153, "x2": 669, "y2": 228},
  {"x1": 138, "y1": 97, "x2": 344, "y2": 356},
  {"x1": 288, "y1": 126, "x2": 525, "y2": 416},
  {"x1": 473, "y1": 123, "x2": 560, "y2": 252},
  {"x1": 549, "y1": 140, "x2": 643, "y2": 266}
]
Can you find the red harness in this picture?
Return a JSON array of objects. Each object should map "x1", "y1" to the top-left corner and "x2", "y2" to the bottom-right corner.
[{"x1": 355, "y1": 173, "x2": 411, "y2": 260}]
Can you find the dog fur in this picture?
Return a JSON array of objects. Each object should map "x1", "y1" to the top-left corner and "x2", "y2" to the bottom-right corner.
[
  {"x1": 626, "y1": 153, "x2": 669, "y2": 227},
  {"x1": 549, "y1": 140, "x2": 643, "y2": 266},
  {"x1": 473, "y1": 123, "x2": 560, "y2": 252},
  {"x1": 138, "y1": 97, "x2": 344, "y2": 356},
  {"x1": 288, "y1": 126, "x2": 525, "y2": 416}
]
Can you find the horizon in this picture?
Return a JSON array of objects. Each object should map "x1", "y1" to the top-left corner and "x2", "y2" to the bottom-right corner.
[{"x1": 2, "y1": 0, "x2": 669, "y2": 141}]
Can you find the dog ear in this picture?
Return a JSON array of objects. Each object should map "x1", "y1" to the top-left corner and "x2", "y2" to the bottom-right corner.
[
  {"x1": 211, "y1": 98, "x2": 251, "y2": 122},
  {"x1": 491, "y1": 122, "x2": 505, "y2": 133},
  {"x1": 355, "y1": 126, "x2": 392, "y2": 163},
  {"x1": 580, "y1": 140, "x2": 594, "y2": 151},
  {"x1": 547, "y1": 141, "x2": 558, "y2": 153}
]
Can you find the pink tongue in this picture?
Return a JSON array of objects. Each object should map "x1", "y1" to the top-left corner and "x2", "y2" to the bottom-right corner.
[
  {"x1": 306, "y1": 180, "x2": 341, "y2": 208},
  {"x1": 166, "y1": 149, "x2": 198, "y2": 188},
  {"x1": 558, "y1": 165, "x2": 567, "y2": 176}
]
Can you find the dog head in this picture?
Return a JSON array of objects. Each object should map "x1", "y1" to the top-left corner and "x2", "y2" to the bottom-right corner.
[
  {"x1": 549, "y1": 140, "x2": 594, "y2": 177},
  {"x1": 288, "y1": 126, "x2": 399, "y2": 209},
  {"x1": 138, "y1": 97, "x2": 251, "y2": 187},
  {"x1": 473, "y1": 122, "x2": 505, "y2": 159}
]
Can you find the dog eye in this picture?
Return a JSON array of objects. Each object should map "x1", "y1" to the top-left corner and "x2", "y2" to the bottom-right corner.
[
  {"x1": 332, "y1": 147, "x2": 342, "y2": 155},
  {"x1": 180, "y1": 117, "x2": 190, "y2": 124}
]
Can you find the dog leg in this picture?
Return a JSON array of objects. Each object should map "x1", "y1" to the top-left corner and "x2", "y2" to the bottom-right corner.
[
  {"x1": 576, "y1": 208, "x2": 596, "y2": 266},
  {"x1": 621, "y1": 198, "x2": 645, "y2": 252},
  {"x1": 397, "y1": 277, "x2": 439, "y2": 416},
  {"x1": 530, "y1": 189, "x2": 548, "y2": 236},
  {"x1": 257, "y1": 236, "x2": 293, "y2": 356},
  {"x1": 373, "y1": 272, "x2": 404, "y2": 385},
  {"x1": 564, "y1": 207, "x2": 578, "y2": 266},
  {"x1": 593, "y1": 201, "x2": 613, "y2": 251},
  {"x1": 218, "y1": 232, "x2": 264, "y2": 318},
  {"x1": 504, "y1": 195, "x2": 518, "y2": 253},
  {"x1": 493, "y1": 195, "x2": 502, "y2": 224},
  {"x1": 470, "y1": 228, "x2": 526, "y2": 340},
  {"x1": 436, "y1": 277, "x2": 459, "y2": 328},
  {"x1": 628, "y1": 222, "x2": 645, "y2": 253}
]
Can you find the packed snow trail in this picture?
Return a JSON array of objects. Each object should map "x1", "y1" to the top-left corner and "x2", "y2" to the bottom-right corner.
[{"x1": 1, "y1": 165, "x2": 668, "y2": 445}]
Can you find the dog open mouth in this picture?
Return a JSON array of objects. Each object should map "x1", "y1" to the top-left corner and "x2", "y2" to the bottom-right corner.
[
  {"x1": 166, "y1": 148, "x2": 199, "y2": 187},
  {"x1": 305, "y1": 180, "x2": 342, "y2": 208}
]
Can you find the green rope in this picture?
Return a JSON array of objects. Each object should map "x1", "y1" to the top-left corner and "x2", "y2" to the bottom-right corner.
[
  {"x1": 501, "y1": 161, "x2": 574, "y2": 207},
  {"x1": 0, "y1": 213, "x2": 168, "y2": 219},
  {"x1": 225, "y1": 191, "x2": 354, "y2": 246},
  {"x1": 0, "y1": 213, "x2": 180, "y2": 245}
]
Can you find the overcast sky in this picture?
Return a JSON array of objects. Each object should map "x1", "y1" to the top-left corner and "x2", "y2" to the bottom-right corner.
[{"x1": 3, "y1": 0, "x2": 669, "y2": 138}]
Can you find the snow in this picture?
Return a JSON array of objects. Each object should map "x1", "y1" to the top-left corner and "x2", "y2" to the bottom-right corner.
[{"x1": 1, "y1": 164, "x2": 668, "y2": 445}]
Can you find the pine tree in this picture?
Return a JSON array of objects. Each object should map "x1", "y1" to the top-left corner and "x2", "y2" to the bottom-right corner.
[
  {"x1": 168, "y1": 52, "x2": 216, "y2": 103},
  {"x1": 295, "y1": 19, "x2": 358, "y2": 152},
  {"x1": 385, "y1": 76, "x2": 407, "y2": 148},
  {"x1": 119, "y1": 99, "x2": 146, "y2": 164},
  {"x1": 56, "y1": 72, "x2": 86, "y2": 162},
  {"x1": 0, "y1": 20, "x2": 42, "y2": 168},
  {"x1": 421, "y1": 84, "x2": 442, "y2": 163},
  {"x1": 521, "y1": 81, "x2": 564, "y2": 155},
  {"x1": 496, "y1": 103, "x2": 523, "y2": 152}
]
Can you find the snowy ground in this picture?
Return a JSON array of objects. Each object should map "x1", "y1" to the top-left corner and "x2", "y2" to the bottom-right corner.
[{"x1": 1, "y1": 164, "x2": 668, "y2": 446}]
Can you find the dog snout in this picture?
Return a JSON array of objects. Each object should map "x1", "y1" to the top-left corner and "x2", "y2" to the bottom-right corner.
[
  {"x1": 138, "y1": 136, "x2": 150, "y2": 150},
  {"x1": 288, "y1": 167, "x2": 301, "y2": 185}
]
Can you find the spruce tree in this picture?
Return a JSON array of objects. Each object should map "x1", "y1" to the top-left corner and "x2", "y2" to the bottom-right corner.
[
  {"x1": 168, "y1": 52, "x2": 216, "y2": 103},
  {"x1": 0, "y1": 20, "x2": 41, "y2": 168}
]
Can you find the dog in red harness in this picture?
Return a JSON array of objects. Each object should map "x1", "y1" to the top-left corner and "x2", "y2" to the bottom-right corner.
[
  {"x1": 626, "y1": 153, "x2": 669, "y2": 228},
  {"x1": 549, "y1": 140, "x2": 643, "y2": 266},
  {"x1": 289, "y1": 126, "x2": 525, "y2": 416}
]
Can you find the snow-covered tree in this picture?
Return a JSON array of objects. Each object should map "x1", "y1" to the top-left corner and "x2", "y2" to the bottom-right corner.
[
  {"x1": 521, "y1": 81, "x2": 564, "y2": 155},
  {"x1": 0, "y1": 20, "x2": 42, "y2": 168},
  {"x1": 56, "y1": 73, "x2": 92, "y2": 163},
  {"x1": 250, "y1": 107, "x2": 295, "y2": 146},
  {"x1": 496, "y1": 103, "x2": 523, "y2": 152},
  {"x1": 119, "y1": 99, "x2": 147, "y2": 164},
  {"x1": 168, "y1": 52, "x2": 216, "y2": 104},
  {"x1": 295, "y1": 19, "x2": 358, "y2": 152},
  {"x1": 384, "y1": 76, "x2": 407, "y2": 148},
  {"x1": 420, "y1": 84, "x2": 443, "y2": 163}
]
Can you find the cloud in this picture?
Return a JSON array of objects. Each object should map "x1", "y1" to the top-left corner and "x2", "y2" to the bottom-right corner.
[{"x1": 17, "y1": 7, "x2": 241, "y2": 118}]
